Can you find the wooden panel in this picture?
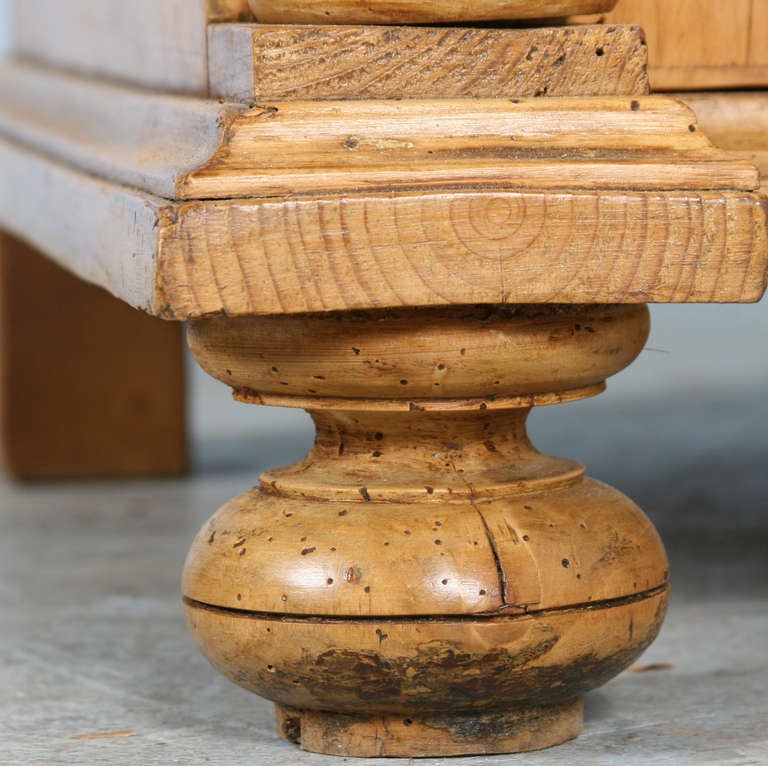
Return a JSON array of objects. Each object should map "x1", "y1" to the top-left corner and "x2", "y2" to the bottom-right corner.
[
  {"x1": 10, "y1": 0, "x2": 252, "y2": 93},
  {"x1": 247, "y1": 0, "x2": 618, "y2": 24},
  {"x1": 0, "y1": 67, "x2": 764, "y2": 318},
  {"x1": 750, "y1": 1, "x2": 768, "y2": 66},
  {"x1": 208, "y1": 23, "x2": 648, "y2": 102},
  {"x1": 682, "y1": 92, "x2": 768, "y2": 177},
  {"x1": 647, "y1": 65, "x2": 768, "y2": 91},
  {"x1": 1, "y1": 65, "x2": 753, "y2": 202},
  {"x1": 0, "y1": 233, "x2": 187, "y2": 479},
  {"x1": 576, "y1": 0, "x2": 768, "y2": 90}
]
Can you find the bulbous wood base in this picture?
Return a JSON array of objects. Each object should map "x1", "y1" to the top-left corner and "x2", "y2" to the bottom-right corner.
[{"x1": 183, "y1": 304, "x2": 669, "y2": 758}]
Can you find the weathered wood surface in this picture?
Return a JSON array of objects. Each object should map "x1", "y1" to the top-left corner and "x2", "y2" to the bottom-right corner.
[
  {"x1": 157, "y1": 189, "x2": 768, "y2": 317},
  {"x1": 576, "y1": 0, "x2": 768, "y2": 90},
  {"x1": 1, "y1": 135, "x2": 765, "y2": 318},
  {"x1": 0, "y1": 62, "x2": 246, "y2": 200},
  {"x1": 10, "y1": 0, "x2": 252, "y2": 93},
  {"x1": 182, "y1": 304, "x2": 668, "y2": 756},
  {"x1": 5, "y1": 65, "x2": 742, "y2": 200},
  {"x1": 208, "y1": 23, "x2": 649, "y2": 102},
  {"x1": 247, "y1": 0, "x2": 618, "y2": 24},
  {"x1": 179, "y1": 96, "x2": 760, "y2": 199},
  {"x1": 0, "y1": 65, "x2": 765, "y2": 316},
  {"x1": 187, "y1": 305, "x2": 648, "y2": 408},
  {"x1": 0, "y1": 137, "x2": 164, "y2": 312},
  {"x1": 683, "y1": 93, "x2": 768, "y2": 178},
  {"x1": 0, "y1": 233, "x2": 186, "y2": 479}
]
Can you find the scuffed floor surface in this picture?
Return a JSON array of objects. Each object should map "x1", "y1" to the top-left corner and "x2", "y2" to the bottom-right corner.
[{"x1": 1, "y1": 390, "x2": 767, "y2": 765}]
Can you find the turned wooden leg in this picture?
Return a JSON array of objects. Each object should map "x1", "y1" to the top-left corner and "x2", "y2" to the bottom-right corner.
[
  {"x1": 183, "y1": 304, "x2": 668, "y2": 758},
  {"x1": 0, "y1": 232, "x2": 187, "y2": 479}
]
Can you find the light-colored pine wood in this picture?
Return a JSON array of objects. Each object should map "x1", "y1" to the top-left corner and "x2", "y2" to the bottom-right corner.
[
  {"x1": 178, "y1": 96, "x2": 759, "y2": 199},
  {"x1": 2, "y1": 135, "x2": 765, "y2": 319},
  {"x1": 5, "y1": 64, "x2": 747, "y2": 201},
  {"x1": 1, "y1": 66, "x2": 765, "y2": 317},
  {"x1": 247, "y1": 0, "x2": 618, "y2": 24},
  {"x1": 187, "y1": 305, "x2": 647, "y2": 409},
  {"x1": 0, "y1": 233, "x2": 186, "y2": 479},
  {"x1": 682, "y1": 93, "x2": 768, "y2": 177},
  {"x1": 10, "y1": 0, "x2": 252, "y2": 94},
  {"x1": 575, "y1": 0, "x2": 768, "y2": 90},
  {"x1": 206, "y1": 0, "x2": 253, "y2": 21},
  {"x1": 274, "y1": 699, "x2": 585, "y2": 757},
  {"x1": 182, "y1": 304, "x2": 668, "y2": 757},
  {"x1": 187, "y1": 593, "x2": 666, "y2": 756},
  {"x1": 208, "y1": 23, "x2": 649, "y2": 102}
]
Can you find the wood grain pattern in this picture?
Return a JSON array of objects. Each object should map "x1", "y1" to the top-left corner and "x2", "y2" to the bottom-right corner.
[
  {"x1": 187, "y1": 305, "x2": 648, "y2": 407},
  {"x1": 0, "y1": 233, "x2": 186, "y2": 479},
  {"x1": 187, "y1": 592, "x2": 666, "y2": 755},
  {"x1": 182, "y1": 304, "x2": 667, "y2": 756},
  {"x1": 2, "y1": 136, "x2": 765, "y2": 318},
  {"x1": 276, "y1": 698, "x2": 584, "y2": 757},
  {"x1": 751, "y1": 1, "x2": 768, "y2": 67},
  {"x1": 576, "y1": 0, "x2": 768, "y2": 90},
  {"x1": 179, "y1": 96, "x2": 760, "y2": 199},
  {"x1": 158, "y1": 189, "x2": 768, "y2": 318},
  {"x1": 1, "y1": 66, "x2": 764, "y2": 316},
  {"x1": 247, "y1": 0, "x2": 618, "y2": 24},
  {"x1": 1, "y1": 65, "x2": 751, "y2": 200},
  {"x1": 208, "y1": 23, "x2": 649, "y2": 102}
]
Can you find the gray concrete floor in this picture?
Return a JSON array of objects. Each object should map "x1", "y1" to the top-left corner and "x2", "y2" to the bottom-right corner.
[{"x1": 1, "y1": 374, "x2": 767, "y2": 764}]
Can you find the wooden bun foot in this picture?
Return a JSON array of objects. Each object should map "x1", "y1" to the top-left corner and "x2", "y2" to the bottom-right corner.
[
  {"x1": 183, "y1": 305, "x2": 669, "y2": 758},
  {"x1": 275, "y1": 699, "x2": 584, "y2": 757}
]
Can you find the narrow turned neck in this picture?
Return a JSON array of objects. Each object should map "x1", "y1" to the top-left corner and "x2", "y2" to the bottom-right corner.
[{"x1": 261, "y1": 408, "x2": 583, "y2": 503}]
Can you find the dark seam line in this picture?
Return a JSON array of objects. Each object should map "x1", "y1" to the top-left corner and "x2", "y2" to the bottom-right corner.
[{"x1": 183, "y1": 582, "x2": 668, "y2": 624}]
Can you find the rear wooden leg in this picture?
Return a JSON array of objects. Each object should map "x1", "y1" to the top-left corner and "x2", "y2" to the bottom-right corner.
[{"x1": 0, "y1": 232, "x2": 187, "y2": 479}]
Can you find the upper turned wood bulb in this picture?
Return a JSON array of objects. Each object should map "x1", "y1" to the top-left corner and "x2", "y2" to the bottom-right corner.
[{"x1": 247, "y1": 0, "x2": 619, "y2": 25}]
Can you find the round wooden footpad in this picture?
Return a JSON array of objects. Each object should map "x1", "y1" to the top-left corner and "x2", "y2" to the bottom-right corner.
[{"x1": 275, "y1": 699, "x2": 584, "y2": 758}]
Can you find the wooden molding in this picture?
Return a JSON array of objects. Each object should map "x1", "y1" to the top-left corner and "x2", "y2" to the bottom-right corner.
[
  {"x1": 0, "y1": 61, "x2": 765, "y2": 318},
  {"x1": 0, "y1": 65, "x2": 756, "y2": 199}
]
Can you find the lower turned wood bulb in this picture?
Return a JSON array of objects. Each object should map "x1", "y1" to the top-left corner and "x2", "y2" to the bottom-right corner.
[{"x1": 183, "y1": 305, "x2": 668, "y2": 758}]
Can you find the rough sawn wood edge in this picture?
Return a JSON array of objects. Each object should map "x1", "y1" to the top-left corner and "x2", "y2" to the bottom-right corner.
[{"x1": 207, "y1": 22, "x2": 649, "y2": 102}]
